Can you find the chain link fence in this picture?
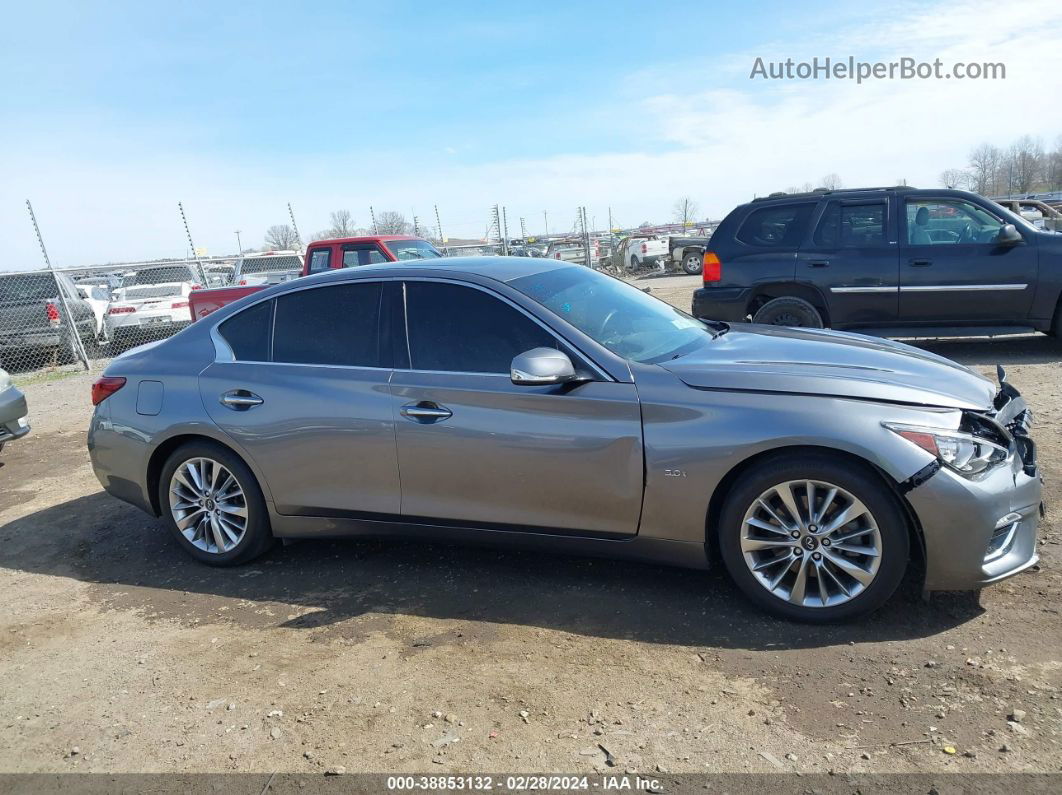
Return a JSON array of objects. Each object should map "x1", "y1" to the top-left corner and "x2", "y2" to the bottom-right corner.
[{"x1": 0, "y1": 257, "x2": 243, "y2": 376}]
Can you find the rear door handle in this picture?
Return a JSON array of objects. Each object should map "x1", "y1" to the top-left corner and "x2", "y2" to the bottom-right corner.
[
  {"x1": 220, "y1": 390, "x2": 264, "y2": 410},
  {"x1": 808, "y1": 260, "x2": 829, "y2": 268},
  {"x1": 401, "y1": 401, "x2": 453, "y2": 423},
  {"x1": 909, "y1": 259, "x2": 932, "y2": 267}
]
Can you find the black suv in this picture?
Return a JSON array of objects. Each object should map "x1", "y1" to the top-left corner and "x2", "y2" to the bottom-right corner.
[{"x1": 691, "y1": 186, "x2": 1062, "y2": 338}]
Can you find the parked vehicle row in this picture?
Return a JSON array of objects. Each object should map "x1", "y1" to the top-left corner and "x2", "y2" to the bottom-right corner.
[
  {"x1": 89, "y1": 257, "x2": 1041, "y2": 622},
  {"x1": 691, "y1": 186, "x2": 1062, "y2": 339},
  {"x1": 0, "y1": 366, "x2": 30, "y2": 454},
  {"x1": 0, "y1": 272, "x2": 99, "y2": 368}
]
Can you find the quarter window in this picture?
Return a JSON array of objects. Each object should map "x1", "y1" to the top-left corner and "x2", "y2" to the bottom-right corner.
[
  {"x1": 736, "y1": 204, "x2": 814, "y2": 247},
  {"x1": 273, "y1": 283, "x2": 384, "y2": 367},
  {"x1": 814, "y1": 202, "x2": 886, "y2": 247},
  {"x1": 404, "y1": 282, "x2": 556, "y2": 374},
  {"x1": 906, "y1": 199, "x2": 1005, "y2": 245},
  {"x1": 219, "y1": 299, "x2": 273, "y2": 362}
]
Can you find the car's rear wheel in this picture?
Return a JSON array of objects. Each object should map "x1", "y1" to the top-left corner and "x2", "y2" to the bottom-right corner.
[
  {"x1": 717, "y1": 453, "x2": 909, "y2": 622},
  {"x1": 629, "y1": 255, "x2": 640, "y2": 271},
  {"x1": 158, "y1": 441, "x2": 274, "y2": 566},
  {"x1": 681, "y1": 252, "x2": 703, "y2": 275},
  {"x1": 752, "y1": 296, "x2": 824, "y2": 328}
]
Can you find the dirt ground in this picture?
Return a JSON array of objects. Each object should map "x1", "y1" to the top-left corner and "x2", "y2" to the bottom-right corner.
[{"x1": 0, "y1": 275, "x2": 1060, "y2": 776}]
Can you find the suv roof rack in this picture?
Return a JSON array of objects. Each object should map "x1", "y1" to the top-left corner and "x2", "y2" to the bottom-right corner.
[{"x1": 753, "y1": 185, "x2": 917, "y2": 202}]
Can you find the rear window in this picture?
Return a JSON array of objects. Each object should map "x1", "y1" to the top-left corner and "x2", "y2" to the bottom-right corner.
[
  {"x1": 130, "y1": 266, "x2": 195, "y2": 285},
  {"x1": 386, "y1": 240, "x2": 442, "y2": 260},
  {"x1": 813, "y1": 202, "x2": 886, "y2": 247},
  {"x1": 0, "y1": 273, "x2": 58, "y2": 304},
  {"x1": 272, "y1": 283, "x2": 383, "y2": 367},
  {"x1": 736, "y1": 203, "x2": 814, "y2": 248},
  {"x1": 240, "y1": 255, "x2": 302, "y2": 275}
]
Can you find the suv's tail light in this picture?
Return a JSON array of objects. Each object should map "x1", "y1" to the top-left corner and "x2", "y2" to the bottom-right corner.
[
  {"x1": 640, "y1": 242, "x2": 648, "y2": 254},
  {"x1": 108, "y1": 305, "x2": 136, "y2": 315},
  {"x1": 45, "y1": 301, "x2": 60, "y2": 327},
  {"x1": 702, "y1": 251, "x2": 722, "y2": 283},
  {"x1": 172, "y1": 300, "x2": 189, "y2": 309},
  {"x1": 91, "y1": 376, "x2": 127, "y2": 406}
]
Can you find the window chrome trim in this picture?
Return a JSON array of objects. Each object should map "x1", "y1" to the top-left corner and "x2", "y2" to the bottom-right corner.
[{"x1": 899, "y1": 284, "x2": 1027, "y2": 292}]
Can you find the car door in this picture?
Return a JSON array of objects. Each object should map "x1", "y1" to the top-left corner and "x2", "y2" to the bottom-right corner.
[
  {"x1": 899, "y1": 196, "x2": 1038, "y2": 322},
  {"x1": 390, "y1": 278, "x2": 644, "y2": 536},
  {"x1": 199, "y1": 280, "x2": 401, "y2": 516},
  {"x1": 798, "y1": 198, "x2": 898, "y2": 327}
]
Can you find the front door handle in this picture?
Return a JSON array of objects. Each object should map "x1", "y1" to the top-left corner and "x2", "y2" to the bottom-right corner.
[
  {"x1": 909, "y1": 259, "x2": 932, "y2": 267},
  {"x1": 808, "y1": 260, "x2": 829, "y2": 268},
  {"x1": 401, "y1": 401, "x2": 453, "y2": 423},
  {"x1": 220, "y1": 390, "x2": 264, "y2": 410}
]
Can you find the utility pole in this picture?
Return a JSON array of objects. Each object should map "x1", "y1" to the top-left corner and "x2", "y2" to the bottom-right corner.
[
  {"x1": 178, "y1": 201, "x2": 208, "y2": 285},
  {"x1": 543, "y1": 210, "x2": 548, "y2": 237},
  {"x1": 287, "y1": 202, "x2": 303, "y2": 251},
  {"x1": 369, "y1": 206, "x2": 379, "y2": 235},
  {"x1": 434, "y1": 204, "x2": 444, "y2": 243},
  {"x1": 519, "y1": 217, "x2": 527, "y2": 239},
  {"x1": 234, "y1": 230, "x2": 243, "y2": 255},
  {"x1": 501, "y1": 206, "x2": 510, "y2": 255},
  {"x1": 412, "y1": 209, "x2": 420, "y2": 237},
  {"x1": 26, "y1": 200, "x2": 90, "y2": 369},
  {"x1": 490, "y1": 205, "x2": 503, "y2": 254},
  {"x1": 608, "y1": 206, "x2": 613, "y2": 234}
]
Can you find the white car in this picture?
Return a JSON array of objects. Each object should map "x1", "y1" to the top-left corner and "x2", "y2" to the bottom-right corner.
[
  {"x1": 105, "y1": 264, "x2": 199, "y2": 348},
  {"x1": 75, "y1": 284, "x2": 112, "y2": 338},
  {"x1": 232, "y1": 251, "x2": 303, "y2": 286}
]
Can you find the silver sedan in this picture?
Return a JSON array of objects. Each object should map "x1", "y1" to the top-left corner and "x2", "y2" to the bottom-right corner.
[{"x1": 88, "y1": 258, "x2": 1042, "y2": 621}]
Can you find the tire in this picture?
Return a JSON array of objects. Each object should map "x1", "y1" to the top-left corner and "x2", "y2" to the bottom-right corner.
[
  {"x1": 716, "y1": 452, "x2": 909, "y2": 622},
  {"x1": 629, "y1": 255, "x2": 640, "y2": 271},
  {"x1": 157, "y1": 440, "x2": 274, "y2": 566},
  {"x1": 681, "y1": 252, "x2": 703, "y2": 275},
  {"x1": 752, "y1": 297, "x2": 824, "y2": 328}
]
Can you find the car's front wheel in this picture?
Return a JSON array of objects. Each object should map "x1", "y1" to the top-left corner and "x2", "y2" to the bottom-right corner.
[
  {"x1": 717, "y1": 453, "x2": 909, "y2": 622},
  {"x1": 158, "y1": 440, "x2": 274, "y2": 566}
]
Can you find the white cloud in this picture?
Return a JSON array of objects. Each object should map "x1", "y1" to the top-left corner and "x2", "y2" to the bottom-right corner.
[{"x1": 2, "y1": 0, "x2": 1060, "y2": 268}]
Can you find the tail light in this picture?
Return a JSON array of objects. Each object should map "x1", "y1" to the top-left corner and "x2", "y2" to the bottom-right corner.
[
  {"x1": 238, "y1": 279, "x2": 247, "y2": 285},
  {"x1": 554, "y1": 254, "x2": 561, "y2": 260},
  {"x1": 91, "y1": 376, "x2": 126, "y2": 406},
  {"x1": 108, "y1": 305, "x2": 136, "y2": 315},
  {"x1": 640, "y1": 242, "x2": 648, "y2": 254},
  {"x1": 702, "y1": 251, "x2": 723, "y2": 283},
  {"x1": 45, "y1": 301, "x2": 60, "y2": 327},
  {"x1": 172, "y1": 300, "x2": 189, "y2": 309},
  {"x1": 191, "y1": 284, "x2": 203, "y2": 290}
]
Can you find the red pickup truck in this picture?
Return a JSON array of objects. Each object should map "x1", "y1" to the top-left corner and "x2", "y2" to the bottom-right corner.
[{"x1": 188, "y1": 235, "x2": 442, "y2": 321}]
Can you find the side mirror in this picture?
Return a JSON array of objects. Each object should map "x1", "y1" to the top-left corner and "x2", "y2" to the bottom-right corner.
[
  {"x1": 997, "y1": 224, "x2": 1023, "y2": 245},
  {"x1": 511, "y1": 347, "x2": 578, "y2": 386}
]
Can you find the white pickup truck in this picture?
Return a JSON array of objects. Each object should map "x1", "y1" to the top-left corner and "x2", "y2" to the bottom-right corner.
[{"x1": 614, "y1": 235, "x2": 668, "y2": 271}]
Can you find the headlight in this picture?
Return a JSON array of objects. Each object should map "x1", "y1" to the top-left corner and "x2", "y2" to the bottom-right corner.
[{"x1": 883, "y1": 422, "x2": 1009, "y2": 478}]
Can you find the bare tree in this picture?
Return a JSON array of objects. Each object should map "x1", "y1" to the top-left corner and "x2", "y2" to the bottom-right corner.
[
  {"x1": 672, "y1": 196, "x2": 700, "y2": 227},
  {"x1": 264, "y1": 224, "x2": 300, "y2": 251},
  {"x1": 819, "y1": 173, "x2": 843, "y2": 190},
  {"x1": 1007, "y1": 136, "x2": 1044, "y2": 194},
  {"x1": 375, "y1": 210, "x2": 411, "y2": 235},
  {"x1": 327, "y1": 210, "x2": 357, "y2": 237},
  {"x1": 939, "y1": 168, "x2": 972, "y2": 190},
  {"x1": 968, "y1": 143, "x2": 1003, "y2": 195},
  {"x1": 1047, "y1": 135, "x2": 1062, "y2": 191}
]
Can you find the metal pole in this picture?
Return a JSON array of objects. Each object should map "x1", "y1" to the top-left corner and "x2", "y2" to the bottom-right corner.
[
  {"x1": 543, "y1": 210, "x2": 548, "y2": 237},
  {"x1": 26, "y1": 200, "x2": 90, "y2": 369},
  {"x1": 581, "y1": 207, "x2": 591, "y2": 268},
  {"x1": 369, "y1": 206, "x2": 379, "y2": 235},
  {"x1": 234, "y1": 230, "x2": 243, "y2": 254},
  {"x1": 501, "y1": 207, "x2": 510, "y2": 255},
  {"x1": 434, "y1": 204, "x2": 444, "y2": 244},
  {"x1": 608, "y1": 206, "x2": 613, "y2": 234},
  {"x1": 178, "y1": 202, "x2": 209, "y2": 285},
  {"x1": 287, "y1": 203, "x2": 303, "y2": 251}
]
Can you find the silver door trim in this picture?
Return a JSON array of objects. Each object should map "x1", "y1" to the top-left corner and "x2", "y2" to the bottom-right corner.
[
  {"x1": 899, "y1": 284, "x2": 1027, "y2": 292},
  {"x1": 829, "y1": 286, "x2": 898, "y2": 294}
]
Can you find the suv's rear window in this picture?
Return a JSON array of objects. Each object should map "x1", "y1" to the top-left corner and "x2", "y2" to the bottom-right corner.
[
  {"x1": 0, "y1": 273, "x2": 57, "y2": 304},
  {"x1": 736, "y1": 204, "x2": 813, "y2": 248}
]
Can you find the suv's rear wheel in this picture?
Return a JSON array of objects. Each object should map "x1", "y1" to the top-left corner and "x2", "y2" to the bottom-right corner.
[
  {"x1": 717, "y1": 453, "x2": 909, "y2": 622},
  {"x1": 681, "y1": 252, "x2": 703, "y2": 275},
  {"x1": 158, "y1": 440, "x2": 274, "y2": 566},
  {"x1": 752, "y1": 296, "x2": 824, "y2": 328}
]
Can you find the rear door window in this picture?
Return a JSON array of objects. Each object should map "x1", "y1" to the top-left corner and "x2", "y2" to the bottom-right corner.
[
  {"x1": 342, "y1": 244, "x2": 389, "y2": 268},
  {"x1": 306, "y1": 248, "x2": 331, "y2": 274},
  {"x1": 273, "y1": 282, "x2": 384, "y2": 367},
  {"x1": 219, "y1": 300, "x2": 273, "y2": 362},
  {"x1": 736, "y1": 203, "x2": 814, "y2": 247},
  {"x1": 813, "y1": 202, "x2": 886, "y2": 247}
]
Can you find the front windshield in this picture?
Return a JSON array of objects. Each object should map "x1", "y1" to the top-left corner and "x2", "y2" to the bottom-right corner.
[
  {"x1": 508, "y1": 266, "x2": 713, "y2": 363},
  {"x1": 388, "y1": 240, "x2": 442, "y2": 260}
]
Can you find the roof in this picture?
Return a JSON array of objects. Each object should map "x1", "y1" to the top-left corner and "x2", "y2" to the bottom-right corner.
[
  {"x1": 297, "y1": 256, "x2": 572, "y2": 287},
  {"x1": 751, "y1": 185, "x2": 919, "y2": 203},
  {"x1": 309, "y1": 235, "x2": 426, "y2": 246}
]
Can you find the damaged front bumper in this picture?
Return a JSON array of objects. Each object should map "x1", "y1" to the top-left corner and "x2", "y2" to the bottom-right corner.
[{"x1": 907, "y1": 366, "x2": 1042, "y2": 591}]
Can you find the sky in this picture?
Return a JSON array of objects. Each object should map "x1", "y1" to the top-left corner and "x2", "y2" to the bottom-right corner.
[{"x1": 2, "y1": 0, "x2": 1061, "y2": 268}]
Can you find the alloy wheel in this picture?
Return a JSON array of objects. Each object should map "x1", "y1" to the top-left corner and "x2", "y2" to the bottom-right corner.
[
  {"x1": 168, "y1": 457, "x2": 249, "y2": 554},
  {"x1": 740, "y1": 479, "x2": 882, "y2": 608}
]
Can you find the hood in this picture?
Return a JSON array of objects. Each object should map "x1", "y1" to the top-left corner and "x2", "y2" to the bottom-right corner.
[{"x1": 661, "y1": 325, "x2": 995, "y2": 410}]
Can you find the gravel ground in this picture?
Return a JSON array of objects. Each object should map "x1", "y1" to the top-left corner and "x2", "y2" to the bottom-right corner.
[{"x1": 0, "y1": 280, "x2": 1060, "y2": 775}]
